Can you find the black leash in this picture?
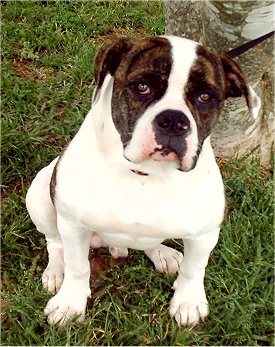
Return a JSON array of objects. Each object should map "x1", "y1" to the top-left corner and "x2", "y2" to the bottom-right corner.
[{"x1": 226, "y1": 30, "x2": 274, "y2": 58}]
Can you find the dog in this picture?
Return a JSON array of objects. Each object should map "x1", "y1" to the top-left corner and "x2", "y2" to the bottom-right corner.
[{"x1": 26, "y1": 35, "x2": 261, "y2": 326}]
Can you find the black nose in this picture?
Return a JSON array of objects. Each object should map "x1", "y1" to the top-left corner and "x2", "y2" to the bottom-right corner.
[{"x1": 154, "y1": 110, "x2": 190, "y2": 136}]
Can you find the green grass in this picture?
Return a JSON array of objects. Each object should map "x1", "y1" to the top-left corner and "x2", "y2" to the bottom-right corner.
[{"x1": 1, "y1": 1, "x2": 274, "y2": 346}]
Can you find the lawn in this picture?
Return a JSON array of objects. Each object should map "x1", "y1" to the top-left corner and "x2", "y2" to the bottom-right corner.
[{"x1": 1, "y1": 1, "x2": 274, "y2": 346}]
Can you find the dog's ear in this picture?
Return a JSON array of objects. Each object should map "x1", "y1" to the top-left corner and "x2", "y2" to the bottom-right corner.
[
  {"x1": 220, "y1": 53, "x2": 261, "y2": 119},
  {"x1": 94, "y1": 37, "x2": 135, "y2": 89}
]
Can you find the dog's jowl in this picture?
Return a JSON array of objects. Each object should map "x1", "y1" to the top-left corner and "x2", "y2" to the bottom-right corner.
[{"x1": 26, "y1": 35, "x2": 260, "y2": 326}]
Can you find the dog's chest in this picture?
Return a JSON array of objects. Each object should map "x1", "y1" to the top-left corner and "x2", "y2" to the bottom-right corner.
[{"x1": 56, "y1": 151, "x2": 225, "y2": 250}]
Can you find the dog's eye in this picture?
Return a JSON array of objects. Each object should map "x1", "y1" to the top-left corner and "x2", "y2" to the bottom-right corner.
[
  {"x1": 197, "y1": 93, "x2": 212, "y2": 104},
  {"x1": 135, "y1": 83, "x2": 151, "y2": 95}
]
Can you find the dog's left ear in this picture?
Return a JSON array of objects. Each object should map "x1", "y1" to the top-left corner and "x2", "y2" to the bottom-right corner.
[{"x1": 220, "y1": 53, "x2": 261, "y2": 119}]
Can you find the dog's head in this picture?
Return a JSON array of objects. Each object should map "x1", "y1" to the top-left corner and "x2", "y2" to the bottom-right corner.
[{"x1": 93, "y1": 36, "x2": 260, "y2": 172}]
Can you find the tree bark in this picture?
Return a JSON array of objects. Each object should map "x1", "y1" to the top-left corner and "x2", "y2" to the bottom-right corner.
[{"x1": 165, "y1": 0, "x2": 274, "y2": 165}]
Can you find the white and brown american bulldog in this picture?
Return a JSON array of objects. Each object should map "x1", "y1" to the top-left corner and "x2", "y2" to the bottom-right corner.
[{"x1": 26, "y1": 36, "x2": 260, "y2": 326}]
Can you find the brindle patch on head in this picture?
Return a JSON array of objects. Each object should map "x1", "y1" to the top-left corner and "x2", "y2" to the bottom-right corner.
[
  {"x1": 184, "y1": 45, "x2": 226, "y2": 145},
  {"x1": 111, "y1": 37, "x2": 172, "y2": 145}
]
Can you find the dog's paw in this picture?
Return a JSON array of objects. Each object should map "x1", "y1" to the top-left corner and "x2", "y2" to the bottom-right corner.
[
  {"x1": 169, "y1": 288, "x2": 208, "y2": 326},
  {"x1": 145, "y1": 245, "x2": 183, "y2": 274},
  {"x1": 42, "y1": 248, "x2": 64, "y2": 294},
  {"x1": 109, "y1": 246, "x2": 128, "y2": 259},
  {"x1": 44, "y1": 286, "x2": 89, "y2": 325}
]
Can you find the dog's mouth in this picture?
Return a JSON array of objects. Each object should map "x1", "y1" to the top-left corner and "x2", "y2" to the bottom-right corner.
[
  {"x1": 131, "y1": 169, "x2": 149, "y2": 176},
  {"x1": 124, "y1": 135, "x2": 198, "y2": 173},
  {"x1": 149, "y1": 146, "x2": 179, "y2": 162},
  {"x1": 128, "y1": 147, "x2": 177, "y2": 177}
]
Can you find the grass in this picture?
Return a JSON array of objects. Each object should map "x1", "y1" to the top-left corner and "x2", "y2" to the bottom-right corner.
[{"x1": 1, "y1": 1, "x2": 274, "y2": 346}]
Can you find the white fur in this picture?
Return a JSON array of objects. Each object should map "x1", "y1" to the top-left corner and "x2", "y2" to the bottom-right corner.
[{"x1": 26, "y1": 37, "x2": 228, "y2": 326}]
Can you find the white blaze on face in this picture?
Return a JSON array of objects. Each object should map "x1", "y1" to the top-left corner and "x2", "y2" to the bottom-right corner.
[{"x1": 124, "y1": 36, "x2": 200, "y2": 171}]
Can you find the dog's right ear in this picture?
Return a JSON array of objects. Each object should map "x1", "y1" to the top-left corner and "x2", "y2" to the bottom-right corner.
[
  {"x1": 220, "y1": 53, "x2": 261, "y2": 119},
  {"x1": 94, "y1": 37, "x2": 135, "y2": 89}
]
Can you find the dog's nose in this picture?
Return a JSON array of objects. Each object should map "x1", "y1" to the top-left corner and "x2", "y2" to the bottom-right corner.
[{"x1": 154, "y1": 110, "x2": 190, "y2": 136}]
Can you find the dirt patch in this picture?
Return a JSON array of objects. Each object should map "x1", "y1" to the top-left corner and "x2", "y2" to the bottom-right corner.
[
  {"x1": 1, "y1": 178, "x2": 24, "y2": 202},
  {"x1": 94, "y1": 26, "x2": 149, "y2": 46},
  {"x1": 0, "y1": 297, "x2": 9, "y2": 326},
  {"x1": 260, "y1": 166, "x2": 273, "y2": 179},
  {"x1": 89, "y1": 248, "x2": 129, "y2": 284},
  {"x1": 13, "y1": 56, "x2": 53, "y2": 82},
  {"x1": 0, "y1": 277, "x2": 10, "y2": 327},
  {"x1": 217, "y1": 157, "x2": 232, "y2": 178},
  {"x1": 88, "y1": 248, "x2": 131, "y2": 307}
]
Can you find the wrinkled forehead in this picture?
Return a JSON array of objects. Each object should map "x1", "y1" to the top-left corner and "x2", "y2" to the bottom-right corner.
[
  {"x1": 118, "y1": 37, "x2": 173, "y2": 80},
  {"x1": 164, "y1": 36, "x2": 222, "y2": 92},
  {"x1": 165, "y1": 36, "x2": 199, "y2": 87},
  {"x1": 115, "y1": 36, "x2": 222, "y2": 93}
]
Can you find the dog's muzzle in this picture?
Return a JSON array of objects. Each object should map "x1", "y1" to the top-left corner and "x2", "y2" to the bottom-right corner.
[
  {"x1": 123, "y1": 109, "x2": 196, "y2": 172},
  {"x1": 152, "y1": 110, "x2": 190, "y2": 161}
]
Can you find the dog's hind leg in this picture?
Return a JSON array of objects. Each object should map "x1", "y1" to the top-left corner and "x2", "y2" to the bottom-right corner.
[
  {"x1": 26, "y1": 158, "x2": 64, "y2": 294},
  {"x1": 145, "y1": 244, "x2": 183, "y2": 274}
]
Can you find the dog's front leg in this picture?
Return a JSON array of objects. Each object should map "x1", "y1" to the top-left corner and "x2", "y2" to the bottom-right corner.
[
  {"x1": 44, "y1": 215, "x2": 91, "y2": 325},
  {"x1": 169, "y1": 228, "x2": 220, "y2": 326}
]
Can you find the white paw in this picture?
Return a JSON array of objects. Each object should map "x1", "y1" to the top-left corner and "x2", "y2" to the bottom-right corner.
[
  {"x1": 42, "y1": 248, "x2": 64, "y2": 294},
  {"x1": 109, "y1": 246, "x2": 128, "y2": 259},
  {"x1": 44, "y1": 284, "x2": 89, "y2": 325},
  {"x1": 146, "y1": 245, "x2": 183, "y2": 274},
  {"x1": 169, "y1": 287, "x2": 209, "y2": 326}
]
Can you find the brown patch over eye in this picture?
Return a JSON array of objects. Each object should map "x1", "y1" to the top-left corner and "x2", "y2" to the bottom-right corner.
[{"x1": 111, "y1": 37, "x2": 172, "y2": 146}]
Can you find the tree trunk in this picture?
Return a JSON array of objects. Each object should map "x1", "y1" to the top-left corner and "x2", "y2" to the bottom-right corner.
[{"x1": 165, "y1": 0, "x2": 274, "y2": 165}]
